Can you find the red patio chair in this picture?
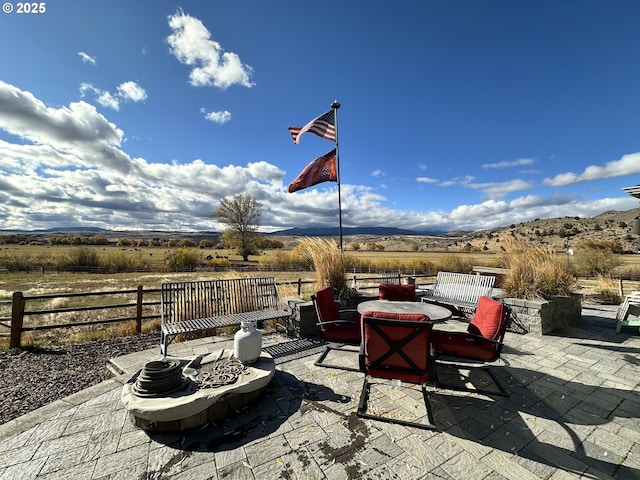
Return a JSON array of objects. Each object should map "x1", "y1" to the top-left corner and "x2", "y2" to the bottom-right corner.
[
  {"x1": 357, "y1": 310, "x2": 436, "y2": 430},
  {"x1": 432, "y1": 296, "x2": 510, "y2": 396},
  {"x1": 311, "y1": 286, "x2": 361, "y2": 371},
  {"x1": 378, "y1": 283, "x2": 416, "y2": 301}
]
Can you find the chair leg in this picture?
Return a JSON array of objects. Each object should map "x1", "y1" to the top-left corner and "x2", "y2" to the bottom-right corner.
[
  {"x1": 314, "y1": 344, "x2": 361, "y2": 372},
  {"x1": 356, "y1": 377, "x2": 437, "y2": 430},
  {"x1": 434, "y1": 363, "x2": 509, "y2": 397}
]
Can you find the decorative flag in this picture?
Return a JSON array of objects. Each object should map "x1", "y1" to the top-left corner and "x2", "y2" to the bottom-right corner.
[
  {"x1": 288, "y1": 148, "x2": 337, "y2": 193},
  {"x1": 288, "y1": 110, "x2": 336, "y2": 144}
]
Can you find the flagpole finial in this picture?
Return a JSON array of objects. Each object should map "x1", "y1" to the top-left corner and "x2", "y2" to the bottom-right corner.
[{"x1": 331, "y1": 100, "x2": 341, "y2": 109}]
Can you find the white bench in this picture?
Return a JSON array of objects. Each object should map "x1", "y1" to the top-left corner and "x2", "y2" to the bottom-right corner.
[
  {"x1": 381, "y1": 272, "x2": 401, "y2": 285},
  {"x1": 161, "y1": 277, "x2": 291, "y2": 356},
  {"x1": 422, "y1": 272, "x2": 495, "y2": 316},
  {"x1": 616, "y1": 291, "x2": 640, "y2": 333}
]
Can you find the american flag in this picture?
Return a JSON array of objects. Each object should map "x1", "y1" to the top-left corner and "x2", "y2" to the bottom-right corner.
[{"x1": 288, "y1": 110, "x2": 336, "y2": 144}]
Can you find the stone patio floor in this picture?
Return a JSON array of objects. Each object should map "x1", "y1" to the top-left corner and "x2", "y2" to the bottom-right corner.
[{"x1": 0, "y1": 305, "x2": 639, "y2": 479}]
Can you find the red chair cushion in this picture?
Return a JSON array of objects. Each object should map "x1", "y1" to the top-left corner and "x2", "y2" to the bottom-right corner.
[
  {"x1": 431, "y1": 331, "x2": 498, "y2": 361},
  {"x1": 467, "y1": 296, "x2": 506, "y2": 341},
  {"x1": 378, "y1": 283, "x2": 417, "y2": 302},
  {"x1": 322, "y1": 321, "x2": 361, "y2": 343},
  {"x1": 361, "y1": 311, "x2": 430, "y2": 383},
  {"x1": 315, "y1": 286, "x2": 360, "y2": 343},
  {"x1": 432, "y1": 297, "x2": 506, "y2": 360},
  {"x1": 315, "y1": 286, "x2": 341, "y2": 320}
]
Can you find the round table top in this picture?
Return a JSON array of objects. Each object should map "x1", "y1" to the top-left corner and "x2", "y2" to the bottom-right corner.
[{"x1": 357, "y1": 300, "x2": 452, "y2": 322}]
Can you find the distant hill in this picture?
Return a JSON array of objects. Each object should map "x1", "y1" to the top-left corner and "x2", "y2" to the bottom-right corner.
[
  {"x1": 271, "y1": 226, "x2": 446, "y2": 236},
  {"x1": 1, "y1": 208, "x2": 639, "y2": 253}
]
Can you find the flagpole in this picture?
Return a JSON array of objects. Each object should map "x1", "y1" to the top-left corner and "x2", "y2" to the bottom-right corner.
[{"x1": 331, "y1": 100, "x2": 343, "y2": 250}]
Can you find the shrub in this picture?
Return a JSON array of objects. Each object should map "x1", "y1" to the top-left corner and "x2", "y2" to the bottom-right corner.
[
  {"x1": 437, "y1": 254, "x2": 472, "y2": 273},
  {"x1": 63, "y1": 247, "x2": 99, "y2": 269},
  {"x1": 257, "y1": 250, "x2": 308, "y2": 271},
  {"x1": 501, "y1": 239, "x2": 577, "y2": 299},
  {"x1": 178, "y1": 239, "x2": 197, "y2": 248},
  {"x1": 99, "y1": 252, "x2": 136, "y2": 273},
  {"x1": 256, "y1": 237, "x2": 284, "y2": 249},
  {"x1": 0, "y1": 252, "x2": 33, "y2": 272},
  {"x1": 165, "y1": 248, "x2": 200, "y2": 271},
  {"x1": 404, "y1": 258, "x2": 436, "y2": 275},
  {"x1": 595, "y1": 274, "x2": 621, "y2": 304},
  {"x1": 572, "y1": 240, "x2": 622, "y2": 277}
]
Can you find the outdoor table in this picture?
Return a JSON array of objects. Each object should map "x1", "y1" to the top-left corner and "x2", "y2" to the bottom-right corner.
[{"x1": 357, "y1": 300, "x2": 452, "y2": 322}]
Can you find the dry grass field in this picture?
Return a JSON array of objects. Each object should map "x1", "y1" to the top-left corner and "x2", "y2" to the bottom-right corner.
[{"x1": 2, "y1": 208, "x2": 640, "y2": 348}]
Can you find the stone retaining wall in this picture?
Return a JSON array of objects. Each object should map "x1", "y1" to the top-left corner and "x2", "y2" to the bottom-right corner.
[{"x1": 502, "y1": 294, "x2": 582, "y2": 335}]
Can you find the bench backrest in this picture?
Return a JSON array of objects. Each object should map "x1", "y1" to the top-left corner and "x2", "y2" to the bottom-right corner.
[
  {"x1": 381, "y1": 272, "x2": 401, "y2": 285},
  {"x1": 161, "y1": 277, "x2": 280, "y2": 324},
  {"x1": 616, "y1": 291, "x2": 640, "y2": 321},
  {"x1": 430, "y1": 272, "x2": 495, "y2": 303}
]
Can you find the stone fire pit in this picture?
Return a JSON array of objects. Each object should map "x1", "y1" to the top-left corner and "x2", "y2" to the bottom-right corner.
[{"x1": 121, "y1": 349, "x2": 275, "y2": 432}]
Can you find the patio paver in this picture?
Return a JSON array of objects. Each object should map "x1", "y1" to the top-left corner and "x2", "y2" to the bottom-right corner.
[{"x1": 0, "y1": 305, "x2": 639, "y2": 479}]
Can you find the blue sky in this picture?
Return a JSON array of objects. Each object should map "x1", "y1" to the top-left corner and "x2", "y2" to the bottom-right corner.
[{"x1": 1, "y1": 1, "x2": 640, "y2": 234}]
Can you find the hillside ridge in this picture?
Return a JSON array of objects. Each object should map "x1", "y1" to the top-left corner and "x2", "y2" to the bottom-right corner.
[{"x1": 1, "y1": 208, "x2": 639, "y2": 253}]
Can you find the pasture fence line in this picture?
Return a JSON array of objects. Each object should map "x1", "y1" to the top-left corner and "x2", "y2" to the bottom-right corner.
[
  {"x1": 4, "y1": 286, "x2": 162, "y2": 349},
  {"x1": 0, "y1": 274, "x2": 434, "y2": 349}
]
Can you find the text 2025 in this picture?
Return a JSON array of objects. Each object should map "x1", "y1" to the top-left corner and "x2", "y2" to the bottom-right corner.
[{"x1": 16, "y1": 2, "x2": 46, "y2": 13}]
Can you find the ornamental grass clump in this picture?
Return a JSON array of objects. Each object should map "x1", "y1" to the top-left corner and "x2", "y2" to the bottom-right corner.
[
  {"x1": 501, "y1": 238, "x2": 577, "y2": 300},
  {"x1": 595, "y1": 274, "x2": 621, "y2": 304},
  {"x1": 297, "y1": 237, "x2": 348, "y2": 297}
]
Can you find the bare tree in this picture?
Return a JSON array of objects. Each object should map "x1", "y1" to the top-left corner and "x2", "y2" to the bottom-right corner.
[{"x1": 212, "y1": 193, "x2": 263, "y2": 261}]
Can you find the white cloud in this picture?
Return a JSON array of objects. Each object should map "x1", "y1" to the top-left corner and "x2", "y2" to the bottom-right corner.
[
  {"x1": 0, "y1": 81, "x2": 130, "y2": 175},
  {"x1": 482, "y1": 158, "x2": 535, "y2": 169},
  {"x1": 371, "y1": 169, "x2": 385, "y2": 178},
  {"x1": 469, "y1": 179, "x2": 534, "y2": 199},
  {"x1": 117, "y1": 81, "x2": 147, "y2": 102},
  {"x1": 439, "y1": 175, "x2": 532, "y2": 199},
  {"x1": 79, "y1": 81, "x2": 147, "y2": 111},
  {"x1": 543, "y1": 152, "x2": 640, "y2": 186},
  {"x1": 166, "y1": 10, "x2": 255, "y2": 89},
  {"x1": 97, "y1": 91, "x2": 120, "y2": 110},
  {"x1": 416, "y1": 176, "x2": 438, "y2": 184},
  {"x1": 202, "y1": 109, "x2": 231, "y2": 124},
  {"x1": 0, "y1": 82, "x2": 638, "y2": 234},
  {"x1": 78, "y1": 51, "x2": 96, "y2": 65},
  {"x1": 440, "y1": 175, "x2": 475, "y2": 187}
]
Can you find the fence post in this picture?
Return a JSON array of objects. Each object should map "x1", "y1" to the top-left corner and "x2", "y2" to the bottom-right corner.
[
  {"x1": 297, "y1": 278, "x2": 302, "y2": 296},
  {"x1": 136, "y1": 285, "x2": 143, "y2": 334},
  {"x1": 10, "y1": 291, "x2": 25, "y2": 349}
]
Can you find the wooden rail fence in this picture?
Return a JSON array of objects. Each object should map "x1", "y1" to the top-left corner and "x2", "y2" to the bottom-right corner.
[{"x1": 0, "y1": 274, "x2": 434, "y2": 349}]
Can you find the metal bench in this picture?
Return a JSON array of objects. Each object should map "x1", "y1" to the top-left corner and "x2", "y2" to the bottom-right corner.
[
  {"x1": 160, "y1": 277, "x2": 291, "y2": 356},
  {"x1": 422, "y1": 271, "x2": 495, "y2": 317},
  {"x1": 381, "y1": 272, "x2": 401, "y2": 285},
  {"x1": 616, "y1": 291, "x2": 640, "y2": 333}
]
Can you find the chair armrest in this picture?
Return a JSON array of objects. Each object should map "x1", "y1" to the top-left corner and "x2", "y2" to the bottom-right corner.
[
  {"x1": 338, "y1": 309, "x2": 360, "y2": 322},
  {"x1": 464, "y1": 333, "x2": 504, "y2": 348},
  {"x1": 316, "y1": 319, "x2": 359, "y2": 326}
]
